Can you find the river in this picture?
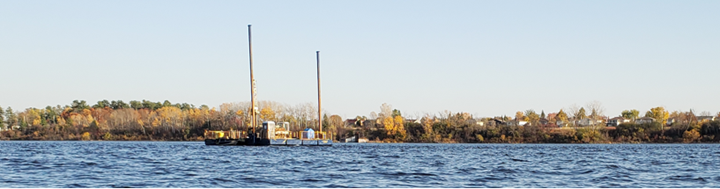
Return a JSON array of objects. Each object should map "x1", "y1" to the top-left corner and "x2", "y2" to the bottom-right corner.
[{"x1": 0, "y1": 141, "x2": 718, "y2": 187}]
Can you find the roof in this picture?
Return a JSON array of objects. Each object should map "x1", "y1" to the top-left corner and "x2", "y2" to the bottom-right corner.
[{"x1": 697, "y1": 116, "x2": 715, "y2": 120}]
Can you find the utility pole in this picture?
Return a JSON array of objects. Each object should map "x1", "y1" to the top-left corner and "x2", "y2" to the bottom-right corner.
[
  {"x1": 316, "y1": 51, "x2": 322, "y2": 134},
  {"x1": 248, "y1": 24, "x2": 256, "y2": 136}
]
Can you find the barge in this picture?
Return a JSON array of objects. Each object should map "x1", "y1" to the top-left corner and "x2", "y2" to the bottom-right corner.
[
  {"x1": 204, "y1": 24, "x2": 332, "y2": 146},
  {"x1": 204, "y1": 121, "x2": 333, "y2": 146}
]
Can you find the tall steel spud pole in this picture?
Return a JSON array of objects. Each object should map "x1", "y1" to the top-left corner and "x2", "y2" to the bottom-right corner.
[
  {"x1": 316, "y1": 51, "x2": 322, "y2": 134},
  {"x1": 248, "y1": 24, "x2": 256, "y2": 135}
]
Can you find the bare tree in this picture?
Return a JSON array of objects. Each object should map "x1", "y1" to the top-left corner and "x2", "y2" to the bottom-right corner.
[
  {"x1": 700, "y1": 111, "x2": 713, "y2": 116},
  {"x1": 585, "y1": 101, "x2": 606, "y2": 132},
  {"x1": 380, "y1": 103, "x2": 393, "y2": 119},
  {"x1": 567, "y1": 104, "x2": 581, "y2": 127},
  {"x1": 585, "y1": 101, "x2": 605, "y2": 119}
]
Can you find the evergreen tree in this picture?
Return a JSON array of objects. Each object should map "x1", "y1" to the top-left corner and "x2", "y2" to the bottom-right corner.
[
  {"x1": 392, "y1": 109, "x2": 402, "y2": 117},
  {"x1": 162, "y1": 100, "x2": 172, "y2": 107},
  {"x1": 5, "y1": 107, "x2": 16, "y2": 129},
  {"x1": 577, "y1": 108, "x2": 587, "y2": 120},
  {"x1": 0, "y1": 106, "x2": 4, "y2": 129},
  {"x1": 322, "y1": 114, "x2": 330, "y2": 130},
  {"x1": 129, "y1": 100, "x2": 143, "y2": 109}
]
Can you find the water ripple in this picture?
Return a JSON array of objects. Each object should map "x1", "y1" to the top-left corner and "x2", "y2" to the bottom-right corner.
[{"x1": 0, "y1": 142, "x2": 719, "y2": 187}]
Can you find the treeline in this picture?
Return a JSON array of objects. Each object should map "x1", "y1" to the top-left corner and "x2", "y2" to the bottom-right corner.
[
  {"x1": 350, "y1": 117, "x2": 720, "y2": 143},
  {"x1": 1, "y1": 100, "x2": 719, "y2": 143},
  {"x1": 338, "y1": 103, "x2": 720, "y2": 143},
  {"x1": 0, "y1": 100, "x2": 322, "y2": 141}
]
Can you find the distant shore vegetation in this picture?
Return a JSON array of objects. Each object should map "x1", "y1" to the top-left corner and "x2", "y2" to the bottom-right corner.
[{"x1": 1, "y1": 100, "x2": 719, "y2": 143}]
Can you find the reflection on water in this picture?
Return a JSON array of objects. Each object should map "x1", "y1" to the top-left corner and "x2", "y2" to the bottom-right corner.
[{"x1": 0, "y1": 141, "x2": 719, "y2": 187}]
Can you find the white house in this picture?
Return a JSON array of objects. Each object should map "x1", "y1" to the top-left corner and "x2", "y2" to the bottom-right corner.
[
  {"x1": 556, "y1": 120, "x2": 568, "y2": 127},
  {"x1": 507, "y1": 120, "x2": 528, "y2": 126},
  {"x1": 607, "y1": 117, "x2": 630, "y2": 126},
  {"x1": 577, "y1": 118, "x2": 605, "y2": 126}
]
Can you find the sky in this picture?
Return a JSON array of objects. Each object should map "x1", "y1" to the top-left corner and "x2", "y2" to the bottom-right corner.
[{"x1": 1, "y1": 0, "x2": 719, "y2": 119}]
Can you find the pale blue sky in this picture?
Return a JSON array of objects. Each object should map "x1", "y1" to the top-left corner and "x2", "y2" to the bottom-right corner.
[{"x1": 1, "y1": 0, "x2": 719, "y2": 118}]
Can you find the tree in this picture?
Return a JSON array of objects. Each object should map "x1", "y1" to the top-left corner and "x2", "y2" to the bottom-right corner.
[
  {"x1": 0, "y1": 106, "x2": 4, "y2": 129},
  {"x1": 383, "y1": 116, "x2": 395, "y2": 136},
  {"x1": 525, "y1": 110, "x2": 540, "y2": 126},
  {"x1": 322, "y1": 114, "x2": 330, "y2": 132},
  {"x1": 259, "y1": 107, "x2": 276, "y2": 121},
  {"x1": 111, "y1": 100, "x2": 130, "y2": 109},
  {"x1": 380, "y1": 103, "x2": 392, "y2": 118},
  {"x1": 622, "y1": 110, "x2": 640, "y2": 120},
  {"x1": 540, "y1": 110, "x2": 546, "y2": 119},
  {"x1": 93, "y1": 100, "x2": 110, "y2": 109},
  {"x1": 5, "y1": 107, "x2": 16, "y2": 128},
  {"x1": 130, "y1": 100, "x2": 143, "y2": 109},
  {"x1": 556, "y1": 109, "x2": 568, "y2": 126},
  {"x1": 162, "y1": 100, "x2": 172, "y2": 107},
  {"x1": 683, "y1": 129, "x2": 700, "y2": 143},
  {"x1": 577, "y1": 108, "x2": 587, "y2": 120},
  {"x1": 647, "y1": 107, "x2": 669, "y2": 125},
  {"x1": 392, "y1": 109, "x2": 402, "y2": 117},
  {"x1": 393, "y1": 115, "x2": 406, "y2": 141},
  {"x1": 515, "y1": 111, "x2": 524, "y2": 121},
  {"x1": 567, "y1": 104, "x2": 581, "y2": 120},
  {"x1": 142, "y1": 100, "x2": 160, "y2": 110},
  {"x1": 585, "y1": 100, "x2": 605, "y2": 120},
  {"x1": 71, "y1": 100, "x2": 90, "y2": 112},
  {"x1": 421, "y1": 115, "x2": 434, "y2": 139}
]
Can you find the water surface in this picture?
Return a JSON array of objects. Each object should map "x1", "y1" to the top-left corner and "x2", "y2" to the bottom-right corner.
[{"x1": 1, "y1": 141, "x2": 719, "y2": 187}]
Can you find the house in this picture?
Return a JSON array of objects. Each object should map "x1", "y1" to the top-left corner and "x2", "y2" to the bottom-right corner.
[
  {"x1": 607, "y1": 117, "x2": 630, "y2": 126},
  {"x1": 636, "y1": 117, "x2": 656, "y2": 124},
  {"x1": 507, "y1": 120, "x2": 528, "y2": 126},
  {"x1": 345, "y1": 118, "x2": 358, "y2": 127},
  {"x1": 666, "y1": 118, "x2": 676, "y2": 126},
  {"x1": 577, "y1": 118, "x2": 604, "y2": 126},
  {"x1": 696, "y1": 116, "x2": 716, "y2": 122},
  {"x1": 488, "y1": 118, "x2": 505, "y2": 126},
  {"x1": 467, "y1": 119, "x2": 483, "y2": 126},
  {"x1": 556, "y1": 120, "x2": 568, "y2": 127},
  {"x1": 406, "y1": 119, "x2": 421, "y2": 124},
  {"x1": 539, "y1": 118, "x2": 549, "y2": 126}
]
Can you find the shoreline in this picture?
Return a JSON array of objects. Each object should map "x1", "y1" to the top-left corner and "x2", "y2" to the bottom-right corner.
[{"x1": 1, "y1": 139, "x2": 716, "y2": 144}]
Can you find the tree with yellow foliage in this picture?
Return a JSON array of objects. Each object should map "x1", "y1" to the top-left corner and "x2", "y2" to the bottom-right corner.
[
  {"x1": 393, "y1": 115, "x2": 406, "y2": 141},
  {"x1": 645, "y1": 107, "x2": 669, "y2": 125},
  {"x1": 515, "y1": 111, "x2": 524, "y2": 121},
  {"x1": 421, "y1": 115, "x2": 434, "y2": 139},
  {"x1": 382, "y1": 115, "x2": 407, "y2": 142},
  {"x1": 383, "y1": 116, "x2": 395, "y2": 136},
  {"x1": 259, "y1": 107, "x2": 276, "y2": 122}
]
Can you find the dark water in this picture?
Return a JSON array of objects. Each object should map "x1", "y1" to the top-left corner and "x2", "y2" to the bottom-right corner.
[{"x1": 1, "y1": 142, "x2": 719, "y2": 187}]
